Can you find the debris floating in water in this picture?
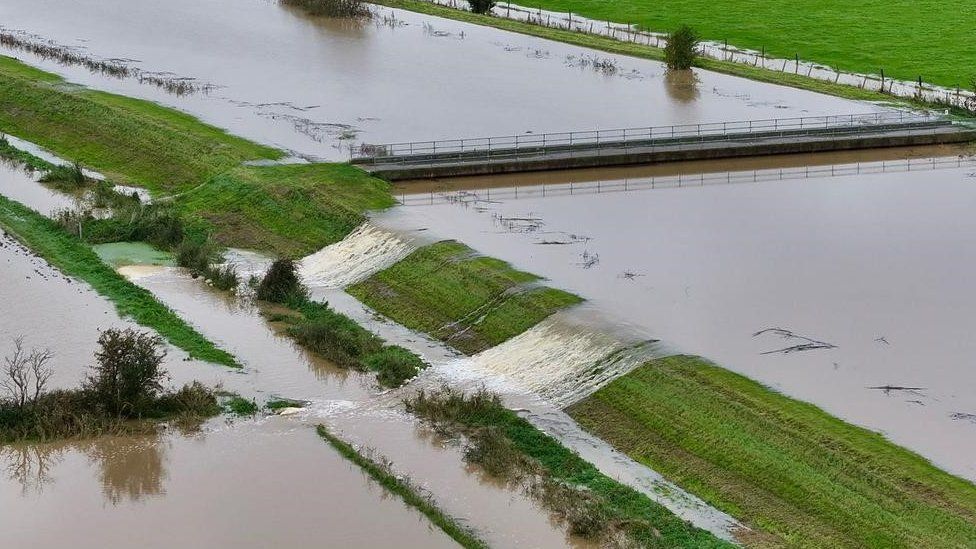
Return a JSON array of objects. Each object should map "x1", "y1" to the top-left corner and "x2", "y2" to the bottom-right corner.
[{"x1": 753, "y1": 327, "x2": 837, "y2": 354}]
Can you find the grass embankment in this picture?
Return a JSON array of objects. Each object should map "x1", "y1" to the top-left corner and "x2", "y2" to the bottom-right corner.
[
  {"x1": 0, "y1": 55, "x2": 393, "y2": 257},
  {"x1": 375, "y1": 0, "x2": 968, "y2": 108},
  {"x1": 406, "y1": 388, "x2": 732, "y2": 547},
  {"x1": 0, "y1": 194, "x2": 239, "y2": 367},
  {"x1": 316, "y1": 425, "x2": 489, "y2": 549},
  {"x1": 476, "y1": 0, "x2": 974, "y2": 89},
  {"x1": 349, "y1": 241, "x2": 582, "y2": 355},
  {"x1": 567, "y1": 355, "x2": 976, "y2": 547}
]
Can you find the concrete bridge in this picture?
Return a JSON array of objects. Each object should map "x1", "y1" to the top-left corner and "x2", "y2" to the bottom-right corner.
[{"x1": 351, "y1": 112, "x2": 976, "y2": 180}]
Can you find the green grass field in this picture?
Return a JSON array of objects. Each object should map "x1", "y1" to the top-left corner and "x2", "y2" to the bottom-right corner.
[
  {"x1": 0, "y1": 194, "x2": 238, "y2": 367},
  {"x1": 348, "y1": 241, "x2": 582, "y2": 354},
  {"x1": 498, "y1": 0, "x2": 974, "y2": 89},
  {"x1": 567, "y1": 355, "x2": 976, "y2": 547}
]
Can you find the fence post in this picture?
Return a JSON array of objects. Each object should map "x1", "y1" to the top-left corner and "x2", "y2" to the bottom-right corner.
[{"x1": 795, "y1": 53, "x2": 799, "y2": 74}]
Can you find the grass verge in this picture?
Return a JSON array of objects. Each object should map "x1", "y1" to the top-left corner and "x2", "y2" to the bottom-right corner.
[
  {"x1": 405, "y1": 388, "x2": 733, "y2": 547},
  {"x1": 0, "y1": 193, "x2": 239, "y2": 367},
  {"x1": 566, "y1": 355, "x2": 976, "y2": 547},
  {"x1": 348, "y1": 240, "x2": 582, "y2": 355},
  {"x1": 316, "y1": 424, "x2": 489, "y2": 549},
  {"x1": 374, "y1": 0, "x2": 972, "y2": 111}
]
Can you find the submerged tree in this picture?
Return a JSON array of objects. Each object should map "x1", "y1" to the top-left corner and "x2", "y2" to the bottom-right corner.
[
  {"x1": 467, "y1": 0, "x2": 496, "y2": 15},
  {"x1": 664, "y1": 25, "x2": 700, "y2": 70},
  {"x1": 1, "y1": 338, "x2": 54, "y2": 409},
  {"x1": 85, "y1": 329, "x2": 167, "y2": 417}
]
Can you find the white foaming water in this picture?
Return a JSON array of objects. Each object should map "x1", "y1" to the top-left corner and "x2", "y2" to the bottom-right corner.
[
  {"x1": 300, "y1": 222, "x2": 416, "y2": 289},
  {"x1": 460, "y1": 313, "x2": 660, "y2": 408}
]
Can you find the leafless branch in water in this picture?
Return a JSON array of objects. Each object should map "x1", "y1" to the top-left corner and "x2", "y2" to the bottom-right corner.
[{"x1": 753, "y1": 327, "x2": 836, "y2": 354}]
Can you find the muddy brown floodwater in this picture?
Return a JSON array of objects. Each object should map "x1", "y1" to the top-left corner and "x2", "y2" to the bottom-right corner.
[
  {"x1": 0, "y1": 167, "x2": 593, "y2": 546},
  {"x1": 0, "y1": 420, "x2": 458, "y2": 549},
  {"x1": 374, "y1": 154, "x2": 976, "y2": 482},
  {"x1": 0, "y1": 0, "x2": 888, "y2": 159}
]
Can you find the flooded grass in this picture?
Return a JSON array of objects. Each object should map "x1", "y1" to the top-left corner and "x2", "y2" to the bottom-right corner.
[
  {"x1": 405, "y1": 388, "x2": 733, "y2": 547},
  {"x1": 0, "y1": 134, "x2": 54, "y2": 172},
  {"x1": 374, "y1": 0, "x2": 953, "y2": 110},
  {"x1": 566, "y1": 355, "x2": 976, "y2": 547},
  {"x1": 277, "y1": 299, "x2": 427, "y2": 388},
  {"x1": 348, "y1": 240, "x2": 582, "y2": 355},
  {"x1": 316, "y1": 425, "x2": 489, "y2": 549},
  {"x1": 0, "y1": 193, "x2": 239, "y2": 367}
]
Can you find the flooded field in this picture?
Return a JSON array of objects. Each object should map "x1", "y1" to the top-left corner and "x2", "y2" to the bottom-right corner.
[
  {"x1": 0, "y1": 0, "x2": 887, "y2": 159},
  {"x1": 375, "y1": 155, "x2": 976, "y2": 481},
  {"x1": 0, "y1": 421, "x2": 458, "y2": 549}
]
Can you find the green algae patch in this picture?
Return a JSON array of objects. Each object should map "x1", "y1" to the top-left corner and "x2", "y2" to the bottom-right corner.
[{"x1": 93, "y1": 241, "x2": 175, "y2": 268}]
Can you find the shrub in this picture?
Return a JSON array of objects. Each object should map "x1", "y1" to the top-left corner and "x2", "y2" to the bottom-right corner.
[
  {"x1": 39, "y1": 162, "x2": 86, "y2": 188},
  {"x1": 204, "y1": 263, "x2": 240, "y2": 291},
  {"x1": 363, "y1": 346, "x2": 426, "y2": 387},
  {"x1": 256, "y1": 258, "x2": 308, "y2": 304},
  {"x1": 175, "y1": 237, "x2": 219, "y2": 273},
  {"x1": 467, "y1": 0, "x2": 496, "y2": 15},
  {"x1": 84, "y1": 329, "x2": 168, "y2": 417},
  {"x1": 664, "y1": 25, "x2": 699, "y2": 70},
  {"x1": 281, "y1": 0, "x2": 373, "y2": 18}
]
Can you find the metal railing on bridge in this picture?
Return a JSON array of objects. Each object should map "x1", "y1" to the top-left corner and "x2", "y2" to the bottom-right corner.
[{"x1": 351, "y1": 112, "x2": 948, "y2": 165}]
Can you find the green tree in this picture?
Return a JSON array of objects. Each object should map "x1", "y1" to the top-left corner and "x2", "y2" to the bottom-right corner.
[
  {"x1": 664, "y1": 25, "x2": 700, "y2": 70},
  {"x1": 85, "y1": 329, "x2": 167, "y2": 417}
]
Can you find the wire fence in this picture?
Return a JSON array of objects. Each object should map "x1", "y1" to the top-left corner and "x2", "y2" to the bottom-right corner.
[
  {"x1": 419, "y1": 0, "x2": 976, "y2": 113},
  {"x1": 353, "y1": 111, "x2": 950, "y2": 163},
  {"x1": 396, "y1": 155, "x2": 976, "y2": 206}
]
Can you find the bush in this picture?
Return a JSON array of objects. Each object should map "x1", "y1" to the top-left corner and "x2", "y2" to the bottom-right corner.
[
  {"x1": 224, "y1": 396, "x2": 258, "y2": 416},
  {"x1": 204, "y1": 263, "x2": 240, "y2": 291},
  {"x1": 256, "y1": 258, "x2": 308, "y2": 304},
  {"x1": 281, "y1": 0, "x2": 373, "y2": 17},
  {"x1": 363, "y1": 345, "x2": 426, "y2": 387},
  {"x1": 39, "y1": 162, "x2": 86, "y2": 188},
  {"x1": 664, "y1": 25, "x2": 699, "y2": 70},
  {"x1": 467, "y1": 0, "x2": 496, "y2": 15},
  {"x1": 84, "y1": 329, "x2": 168, "y2": 417}
]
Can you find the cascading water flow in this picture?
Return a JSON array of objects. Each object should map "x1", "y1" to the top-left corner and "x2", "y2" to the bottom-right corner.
[
  {"x1": 299, "y1": 222, "x2": 416, "y2": 289},
  {"x1": 447, "y1": 312, "x2": 661, "y2": 408}
]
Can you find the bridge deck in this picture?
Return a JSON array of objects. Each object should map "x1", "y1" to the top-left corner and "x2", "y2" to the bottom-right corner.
[{"x1": 353, "y1": 116, "x2": 976, "y2": 180}]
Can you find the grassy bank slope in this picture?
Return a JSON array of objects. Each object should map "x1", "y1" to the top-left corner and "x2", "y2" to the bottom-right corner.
[
  {"x1": 0, "y1": 194, "x2": 238, "y2": 367},
  {"x1": 408, "y1": 0, "x2": 973, "y2": 89},
  {"x1": 0, "y1": 57, "x2": 279, "y2": 192},
  {"x1": 348, "y1": 241, "x2": 582, "y2": 354},
  {"x1": 567, "y1": 355, "x2": 976, "y2": 547},
  {"x1": 177, "y1": 164, "x2": 394, "y2": 257},
  {"x1": 0, "y1": 55, "x2": 393, "y2": 255}
]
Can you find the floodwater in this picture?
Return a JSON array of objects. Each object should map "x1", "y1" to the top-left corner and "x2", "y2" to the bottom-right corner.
[
  {"x1": 0, "y1": 420, "x2": 458, "y2": 549},
  {"x1": 373, "y1": 155, "x2": 976, "y2": 482},
  {"x1": 0, "y1": 0, "x2": 888, "y2": 160},
  {"x1": 0, "y1": 162, "x2": 85, "y2": 216},
  {"x1": 0, "y1": 174, "x2": 592, "y2": 547}
]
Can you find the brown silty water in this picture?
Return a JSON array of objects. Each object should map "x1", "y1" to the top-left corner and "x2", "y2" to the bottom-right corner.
[
  {"x1": 373, "y1": 153, "x2": 976, "y2": 482},
  {"x1": 0, "y1": 165, "x2": 594, "y2": 547},
  {"x1": 0, "y1": 0, "x2": 890, "y2": 160}
]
